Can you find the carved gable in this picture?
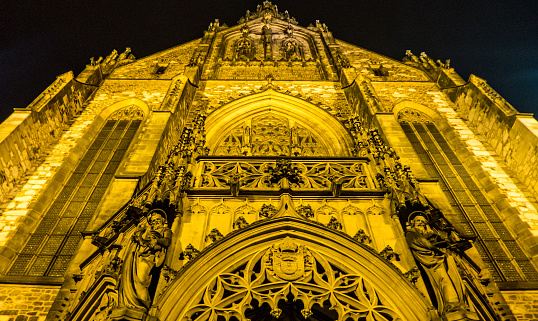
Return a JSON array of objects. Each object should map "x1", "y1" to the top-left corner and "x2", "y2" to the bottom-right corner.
[{"x1": 207, "y1": 17, "x2": 324, "y2": 80}]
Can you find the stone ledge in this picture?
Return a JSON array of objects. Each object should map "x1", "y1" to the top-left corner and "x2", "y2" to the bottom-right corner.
[
  {"x1": 0, "y1": 276, "x2": 64, "y2": 286},
  {"x1": 498, "y1": 282, "x2": 538, "y2": 291}
]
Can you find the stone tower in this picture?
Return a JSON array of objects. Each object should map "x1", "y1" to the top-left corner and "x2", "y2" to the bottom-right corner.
[{"x1": 0, "y1": 2, "x2": 537, "y2": 321}]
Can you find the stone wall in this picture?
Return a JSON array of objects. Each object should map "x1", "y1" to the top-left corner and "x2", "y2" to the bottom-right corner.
[
  {"x1": 0, "y1": 68, "x2": 100, "y2": 255},
  {"x1": 365, "y1": 80, "x2": 538, "y2": 256},
  {"x1": 0, "y1": 75, "x2": 172, "y2": 269},
  {"x1": 0, "y1": 71, "x2": 94, "y2": 205},
  {"x1": 371, "y1": 82, "x2": 446, "y2": 112},
  {"x1": 337, "y1": 40, "x2": 429, "y2": 82},
  {"x1": 109, "y1": 40, "x2": 200, "y2": 80},
  {"x1": 453, "y1": 75, "x2": 538, "y2": 207},
  {"x1": 502, "y1": 291, "x2": 538, "y2": 321},
  {"x1": 195, "y1": 80, "x2": 351, "y2": 119},
  {"x1": 0, "y1": 285, "x2": 59, "y2": 321},
  {"x1": 435, "y1": 105, "x2": 538, "y2": 239}
]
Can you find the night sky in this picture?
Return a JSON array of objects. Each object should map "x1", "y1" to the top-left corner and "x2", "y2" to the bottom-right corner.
[{"x1": 1, "y1": 1, "x2": 537, "y2": 123}]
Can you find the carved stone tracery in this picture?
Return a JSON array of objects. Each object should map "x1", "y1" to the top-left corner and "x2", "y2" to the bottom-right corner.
[
  {"x1": 197, "y1": 159, "x2": 372, "y2": 190},
  {"x1": 109, "y1": 105, "x2": 145, "y2": 120},
  {"x1": 183, "y1": 237, "x2": 402, "y2": 321},
  {"x1": 259, "y1": 204, "x2": 277, "y2": 218},
  {"x1": 214, "y1": 114, "x2": 328, "y2": 157},
  {"x1": 397, "y1": 108, "x2": 433, "y2": 124}
]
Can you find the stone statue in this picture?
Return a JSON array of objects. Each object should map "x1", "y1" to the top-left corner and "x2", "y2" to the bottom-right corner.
[
  {"x1": 405, "y1": 211, "x2": 478, "y2": 320},
  {"x1": 117, "y1": 47, "x2": 131, "y2": 61},
  {"x1": 235, "y1": 38, "x2": 252, "y2": 61},
  {"x1": 262, "y1": 25, "x2": 273, "y2": 60},
  {"x1": 102, "y1": 49, "x2": 118, "y2": 66},
  {"x1": 283, "y1": 40, "x2": 302, "y2": 61},
  {"x1": 118, "y1": 209, "x2": 172, "y2": 311},
  {"x1": 240, "y1": 24, "x2": 249, "y2": 38},
  {"x1": 290, "y1": 125, "x2": 299, "y2": 146},
  {"x1": 243, "y1": 126, "x2": 251, "y2": 146},
  {"x1": 285, "y1": 23, "x2": 294, "y2": 37}
]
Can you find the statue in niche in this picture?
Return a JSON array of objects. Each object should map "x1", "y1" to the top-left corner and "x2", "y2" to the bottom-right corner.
[
  {"x1": 242, "y1": 126, "x2": 252, "y2": 155},
  {"x1": 290, "y1": 126, "x2": 299, "y2": 146},
  {"x1": 290, "y1": 126, "x2": 301, "y2": 156},
  {"x1": 243, "y1": 126, "x2": 251, "y2": 146},
  {"x1": 118, "y1": 209, "x2": 172, "y2": 311},
  {"x1": 282, "y1": 40, "x2": 302, "y2": 61},
  {"x1": 405, "y1": 211, "x2": 479, "y2": 320},
  {"x1": 234, "y1": 38, "x2": 253, "y2": 61},
  {"x1": 281, "y1": 23, "x2": 301, "y2": 61}
]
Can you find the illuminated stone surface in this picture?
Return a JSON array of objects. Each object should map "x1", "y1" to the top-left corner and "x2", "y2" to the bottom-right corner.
[{"x1": 0, "y1": 3, "x2": 537, "y2": 321}]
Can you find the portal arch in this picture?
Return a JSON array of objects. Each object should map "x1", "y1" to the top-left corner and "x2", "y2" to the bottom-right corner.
[{"x1": 155, "y1": 217, "x2": 433, "y2": 321}]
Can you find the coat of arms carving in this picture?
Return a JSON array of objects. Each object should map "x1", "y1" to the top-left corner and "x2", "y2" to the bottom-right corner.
[{"x1": 263, "y1": 237, "x2": 313, "y2": 281}]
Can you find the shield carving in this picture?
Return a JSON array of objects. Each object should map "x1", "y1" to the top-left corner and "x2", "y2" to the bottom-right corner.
[{"x1": 272, "y1": 237, "x2": 305, "y2": 281}]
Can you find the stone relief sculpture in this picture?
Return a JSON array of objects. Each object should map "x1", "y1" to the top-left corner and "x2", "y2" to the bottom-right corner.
[
  {"x1": 234, "y1": 38, "x2": 253, "y2": 61},
  {"x1": 117, "y1": 209, "x2": 172, "y2": 311},
  {"x1": 230, "y1": 23, "x2": 255, "y2": 62},
  {"x1": 282, "y1": 39, "x2": 303, "y2": 61},
  {"x1": 405, "y1": 211, "x2": 479, "y2": 321}
]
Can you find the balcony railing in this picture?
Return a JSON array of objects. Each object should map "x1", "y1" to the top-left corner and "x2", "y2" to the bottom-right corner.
[{"x1": 190, "y1": 156, "x2": 382, "y2": 196}]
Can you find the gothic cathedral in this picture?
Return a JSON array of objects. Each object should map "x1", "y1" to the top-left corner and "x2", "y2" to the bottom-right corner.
[{"x1": 1, "y1": 3, "x2": 537, "y2": 321}]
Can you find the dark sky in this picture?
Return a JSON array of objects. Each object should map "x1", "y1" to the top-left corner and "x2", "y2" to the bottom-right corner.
[{"x1": 1, "y1": 1, "x2": 537, "y2": 123}]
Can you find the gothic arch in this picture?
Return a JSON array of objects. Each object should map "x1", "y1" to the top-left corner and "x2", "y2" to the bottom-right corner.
[
  {"x1": 205, "y1": 90, "x2": 354, "y2": 156},
  {"x1": 98, "y1": 98, "x2": 150, "y2": 121},
  {"x1": 155, "y1": 216, "x2": 432, "y2": 321},
  {"x1": 392, "y1": 100, "x2": 442, "y2": 123}
]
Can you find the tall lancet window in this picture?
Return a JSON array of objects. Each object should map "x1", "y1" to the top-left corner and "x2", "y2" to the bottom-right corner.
[
  {"x1": 7, "y1": 106, "x2": 144, "y2": 276},
  {"x1": 398, "y1": 108, "x2": 538, "y2": 283}
]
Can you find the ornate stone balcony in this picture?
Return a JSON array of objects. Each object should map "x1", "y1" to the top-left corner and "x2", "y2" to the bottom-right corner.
[{"x1": 190, "y1": 156, "x2": 382, "y2": 196}]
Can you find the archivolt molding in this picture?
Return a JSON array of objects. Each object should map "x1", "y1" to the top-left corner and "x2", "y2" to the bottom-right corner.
[
  {"x1": 108, "y1": 105, "x2": 145, "y2": 120},
  {"x1": 98, "y1": 98, "x2": 150, "y2": 121},
  {"x1": 155, "y1": 217, "x2": 432, "y2": 321},
  {"x1": 205, "y1": 90, "x2": 354, "y2": 157},
  {"x1": 393, "y1": 101, "x2": 441, "y2": 124}
]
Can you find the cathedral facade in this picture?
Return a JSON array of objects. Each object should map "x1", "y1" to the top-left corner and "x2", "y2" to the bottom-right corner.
[{"x1": 1, "y1": 3, "x2": 538, "y2": 321}]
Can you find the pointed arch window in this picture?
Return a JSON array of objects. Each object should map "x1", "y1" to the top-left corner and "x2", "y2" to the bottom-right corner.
[
  {"x1": 398, "y1": 108, "x2": 538, "y2": 283},
  {"x1": 7, "y1": 107, "x2": 144, "y2": 276}
]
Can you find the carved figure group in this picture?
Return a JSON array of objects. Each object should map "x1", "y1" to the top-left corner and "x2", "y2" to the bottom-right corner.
[
  {"x1": 118, "y1": 209, "x2": 172, "y2": 311},
  {"x1": 405, "y1": 211, "x2": 478, "y2": 320},
  {"x1": 235, "y1": 38, "x2": 253, "y2": 61},
  {"x1": 283, "y1": 40, "x2": 302, "y2": 61}
]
